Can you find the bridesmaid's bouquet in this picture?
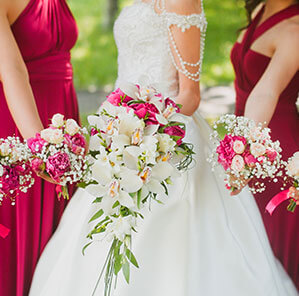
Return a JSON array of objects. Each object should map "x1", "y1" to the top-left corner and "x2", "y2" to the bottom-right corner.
[
  {"x1": 266, "y1": 152, "x2": 299, "y2": 214},
  {"x1": 83, "y1": 83, "x2": 194, "y2": 296},
  {"x1": 0, "y1": 136, "x2": 34, "y2": 205},
  {"x1": 27, "y1": 114, "x2": 89, "y2": 199},
  {"x1": 209, "y1": 114, "x2": 282, "y2": 194}
]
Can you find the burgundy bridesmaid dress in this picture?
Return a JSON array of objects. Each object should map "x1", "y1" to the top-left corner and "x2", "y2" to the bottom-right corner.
[
  {"x1": 231, "y1": 4, "x2": 299, "y2": 291},
  {"x1": 0, "y1": 0, "x2": 79, "y2": 295}
]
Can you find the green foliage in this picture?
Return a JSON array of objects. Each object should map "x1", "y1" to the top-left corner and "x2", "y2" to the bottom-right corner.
[{"x1": 69, "y1": 0, "x2": 246, "y2": 89}]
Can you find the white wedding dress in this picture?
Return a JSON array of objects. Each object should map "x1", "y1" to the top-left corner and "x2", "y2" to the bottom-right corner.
[{"x1": 29, "y1": 1, "x2": 298, "y2": 295}]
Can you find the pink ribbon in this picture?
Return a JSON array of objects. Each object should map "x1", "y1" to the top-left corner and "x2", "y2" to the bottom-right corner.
[
  {"x1": 0, "y1": 224, "x2": 10, "y2": 238},
  {"x1": 266, "y1": 190, "x2": 291, "y2": 215}
]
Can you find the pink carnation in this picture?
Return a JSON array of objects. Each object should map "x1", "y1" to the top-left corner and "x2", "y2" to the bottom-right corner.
[
  {"x1": 27, "y1": 133, "x2": 46, "y2": 154},
  {"x1": 64, "y1": 133, "x2": 86, "y2": 155},
  {"x1": 164, "y1": 125, "x2": 185, "y2": 146},
  {"x1": 107, "y1": 88, "x2": 133, "y2": 106},
  {"x1": 46, "y1": 152, "x2": 71, "y2": 182}
]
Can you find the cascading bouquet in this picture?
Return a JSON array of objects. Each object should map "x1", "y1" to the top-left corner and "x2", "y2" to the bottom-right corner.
[
  {"x1": 266, "y1": 152, "x2": 299, "y2": 214},
  {"x1": 83, "y1": 83, "x2": 194, "y2": 296},
  {"x1": 27, "y1": 114, "x2": 90, "y2": 199},
  {"x1": 0, "y1": 136, "x2": 34, "y2": 206},
  {"x1": 208, "y1": 114, "x2": 282, "y2": 194}
]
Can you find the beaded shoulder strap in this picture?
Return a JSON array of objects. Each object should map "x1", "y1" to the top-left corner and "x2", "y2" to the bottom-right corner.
[{"x1": 158, "y1": 0, "x2": 207, "y2": 82}]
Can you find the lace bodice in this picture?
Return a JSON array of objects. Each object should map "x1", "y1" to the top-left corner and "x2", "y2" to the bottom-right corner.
[{"x1": 114, "y1": 0, "x2": 207, "y2": 97}]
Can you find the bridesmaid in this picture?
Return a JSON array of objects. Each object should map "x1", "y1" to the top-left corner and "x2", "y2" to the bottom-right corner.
[
  {"x1": 231, "y1": 0, "x2": 299, "y2": 291},
  {"x1": 0, "y1": 0, "x2": 79, "y2": 295}
]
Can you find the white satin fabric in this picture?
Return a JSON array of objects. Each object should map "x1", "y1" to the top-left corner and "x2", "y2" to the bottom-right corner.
[{"x1": 29, "y1": 1, "x2": 297, "y2": 295}]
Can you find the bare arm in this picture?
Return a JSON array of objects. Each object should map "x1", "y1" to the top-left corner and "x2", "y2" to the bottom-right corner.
[
  {"x1": 163, "y1": 0, "x2": 203, "y2": 116},
  {"x1": 0, "y1": 3, "x2": 43, "y2": 139},
  {"x1": 244, "y1": 25, "x2": 299, "y2": 125}
]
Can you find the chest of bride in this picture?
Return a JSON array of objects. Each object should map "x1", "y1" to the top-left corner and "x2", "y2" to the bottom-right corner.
[{"x1": 114, "y1": 5, "x2": 168, "y2": 56}]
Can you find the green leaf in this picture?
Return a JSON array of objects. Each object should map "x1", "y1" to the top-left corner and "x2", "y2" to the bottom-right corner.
[
  {"x1": 77, "y1": 180, "x2": 98, "y2": 189},
  {"x1": 122, "y1": 258, "x2": 130, "y2": 284},
  {"x1": 126, "y1": 249, "x2": 139, "y2": 268},
  {"x1": 137, "y1": 189, "x2": 142, "y2": 209},
  {"x1": 287, "y1": 200, "x2": 297, "y2": 213},
  {"x1": 114, "y1": 254, "x2": 123, "y2": 275},
  {"x1": 89, "y1": 209, "x2": 104, "y2": 223},
  {"x1": 215, "y1": 123, "x2": 228, "y2": 140},
  {"x1": 82, "y1": 241, "x2": 93, "y2": 255}
]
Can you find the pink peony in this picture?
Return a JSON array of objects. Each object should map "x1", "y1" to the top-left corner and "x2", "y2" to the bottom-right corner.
[
  {"x1": 31, "y1": 158, "x2": 45, "y2": 174},
  {"x1": 216, "y1": 135, "x2": 236, "y2": 170},
  {"x1": 46, "y1": 152, "x2": 71, "y2": 182},
  {"x1": 131, "y1": 103, "x2": 160, "y2": 124},
  {"x1": 27, "y1": 133, "x2": 46, "y2": 154},
  {"x1": 164, "y1": 125, "x2": 185, "y2": 146},
  {"x1": 107, "y1": 88, "x2": 133, "y2": 106},
  {"x1": 64, "y1": 133, "x2": 86, "y2": 155},
  {"x1": 266, "y1": 149, "x2": 278, "y2": 163}
]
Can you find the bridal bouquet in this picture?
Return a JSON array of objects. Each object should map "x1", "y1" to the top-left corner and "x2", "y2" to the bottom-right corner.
[
  {"x1": 27, "y1": 114, "x2": 89, "y2": 199},
  {"x1": 83, "y1": 84, "x2": 194, "y2": 296},
  {"x1": 209, "y1": 114, "x2": 282, "y2": 194},
  {"x1": 0, "y1": 136, "x2": 34, "y2": 205},
  {"x1": 266, "y1": 152, "x2": 299, "y2": 214}
]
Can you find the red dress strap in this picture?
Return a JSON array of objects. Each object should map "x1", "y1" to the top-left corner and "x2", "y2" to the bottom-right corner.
[{"x1": 251, "y1": 3, "x2": 299, "y2": 45}]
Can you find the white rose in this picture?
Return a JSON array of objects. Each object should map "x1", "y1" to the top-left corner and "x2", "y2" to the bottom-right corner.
[
  {"x1": 250, "y1": 143, "x2": 266, "y2": 158},
  {"x1": 65, "y1": 119, "x2": 80, "y2": 136},
  {"x1": 157, "y1": 134, "x2": 176, "y2": 154},
  {"x1": 41, "y1": 128, "x2": 64, "y2": 144},
  {"x1": 0, "y1": 143, "x2": 10, "y2": 156},
  {"x1": 231, "y1": 155, "x2": 245, "y2": 172},
  {"x1": 287, "y1": 153, "x2": 299, "y2": 177},
  {"x1": 51, "y1": 113, "x2": 64, "y2": 127},
  {"x1": 233, "y1": 140, "x2": 245, "y2": 154},
  {"x1": 0, "y1": 164, "x2": 4, "y2": 177}
]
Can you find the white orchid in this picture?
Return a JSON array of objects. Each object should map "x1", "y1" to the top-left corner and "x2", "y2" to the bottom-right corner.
[{"x1": 105, "y1": 216, "x2": 136, "y2": 242}]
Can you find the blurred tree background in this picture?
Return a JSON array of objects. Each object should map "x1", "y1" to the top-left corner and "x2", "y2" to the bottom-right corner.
[{"x1": 68, "y1": 0, "x2": 246, "y2": 91}]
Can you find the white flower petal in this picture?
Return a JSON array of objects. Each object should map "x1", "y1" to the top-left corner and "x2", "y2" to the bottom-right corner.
[
  {"x1": 120, "y1": 169, "x2": 143, "y2": 193},
  {"x1": 156, "y1": 114, "x2": 168, "y2": 125},
  {"x1": 118, "y1": 82, "x2": 138, "y2": 99},
  {"x1": 146, "y1": 179, "x2": 165, "y2": 195},
  {"x1": 118, "y1": 190, "x2": 135, "y2": 208},
  {"x1": 85, "y1": 183, "x2": 107, "y2": 197},
  {"x1": 91, "y1": 161, "x2": 112, "y2": 185},
  {"x1": 144, "y1": 125, "x2": 159, "y2": 136},
  {"x1": 152, "y1": 162, "x2": 174, "y2": 181}
]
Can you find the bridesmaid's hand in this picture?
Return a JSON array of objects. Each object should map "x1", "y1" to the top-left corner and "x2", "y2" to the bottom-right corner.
[
  {"x1": 289, "y1": 187, "x2": 299, "y2": 206},
  {"x1": 229, "y1": 174, "x2": 251, "y2": 196}
]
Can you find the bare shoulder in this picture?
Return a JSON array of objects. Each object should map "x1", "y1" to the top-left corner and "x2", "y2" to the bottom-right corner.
[
  {"x1": 280, "y1": 17, "x2": 299, "y2": 48},
  {"x1": 165, "y1": 0, "x2": 202, "y2": 14},
  {"x1": 0, "y1": 0, "x2": 10, "y2": 16}
]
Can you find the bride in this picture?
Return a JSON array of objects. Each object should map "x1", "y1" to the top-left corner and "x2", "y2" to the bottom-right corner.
[{"x1": 29, "y1": 0, "x2": 297, "y2": 295}]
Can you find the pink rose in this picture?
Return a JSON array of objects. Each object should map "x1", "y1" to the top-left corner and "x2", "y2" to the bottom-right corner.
[
  {"x1": 131, "y1": 103, "x2": 160, "y2": 125},
  {"x1": 244, "y1": 153, "x2": 257, "y2": 167},
  {"x1": 164, "y1": 98, "x2": 180, "y2": 112},
  {"x1": 266, "y1": 149, "x2": 278, "y2": 162},
  {"x1": 46, "y1": 152, "x2": 71, "y2": 182},
  {"x1": 216, "y1": 135, "x2": 236, "y2": 171},
  {"x1": 233, "y1": 139, "x2": 246, "y2": 154},
  {"x1": 107, "y1": 88, "x2": 133, "y2": 106},
  {"x1": 27, "y1": 133, "x2": 47, "y2": 154},
  {"x1": 64, "y1": 133, "x2": 86, "y2": 155},
  {"x1": 163, "y1": 125, "x2": 185, "y2": 146},
  {"x1": 250, "y1": 143, "x2": 266, "y2": 158},
  {"x1": 231, "y1": 155, "x2": 245, "y2": 172},
  {"x1": 31, "y1": 158, "x2": 45, "y2": 174}
]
